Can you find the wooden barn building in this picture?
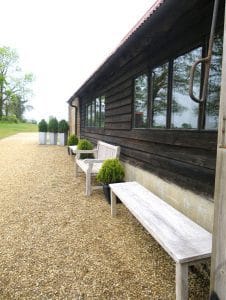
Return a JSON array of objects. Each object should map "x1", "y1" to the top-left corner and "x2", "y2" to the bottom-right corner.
[{"x1": 68, "y1": 0, "x2": 225, "y2": 233}]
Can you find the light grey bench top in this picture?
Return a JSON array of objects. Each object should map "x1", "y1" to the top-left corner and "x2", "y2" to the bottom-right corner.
[{"x1": 110, "y1": 181, "x2": 212, "y2": 264}]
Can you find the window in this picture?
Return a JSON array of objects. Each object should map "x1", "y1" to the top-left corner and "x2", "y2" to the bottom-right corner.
[
  {"x1": 95, "y1": 98, "x2": 100, "y2": 127},
  {"x1": 91, "y1": 100, "x2": 95, "y2": 127},
  {"x1": 151, "y1": 63, "x2": 168, "y2": 128},
  {"x1": 85, "y1": 104, "x2": 88, "y2": 127},
  {"x1": 171, "y1": 47, "x2": 201, "y2": 129},
  {"x1": 206, "y1": 34, "x2": 223, "y2": 129},
  {"x1": 134, "y1": 74, "x2": 148, "y2": 128},
  {"x1": 85, "y1": 96, "x2": 105, "y2": 128},
  {"x1": 100, "y1": 96, "x2": 105, "y2": 128},
  {"x1": 87, "y1": 104, "x2": 91, "y2": 127},
  {"x1": 133, "y1": 33, "x2": 223, "y2": 130}
]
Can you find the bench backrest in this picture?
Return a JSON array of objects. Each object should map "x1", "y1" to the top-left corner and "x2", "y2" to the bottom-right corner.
[{"x1": 97, "y1": 141, "x2": 120, "y2": 160}]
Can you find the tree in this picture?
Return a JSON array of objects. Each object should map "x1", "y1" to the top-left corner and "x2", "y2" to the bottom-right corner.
[
  {"x1": 134, "y1": 74, "x2": 148, "y2": 127},
  {"x1": 9, "y1": 95, "x2": 33, "y2": 120},
  {"x1": 151, "y1": 37, "x2": 223, "y2": 129},
  {"x1": 151, "y1": 63, "x2": 186, "y2": 127},
  {"x1": 206, "y1": 34, "x2": 223, "y2": 118},
  {"x1": 0, "y1": 46, "x2": 34, "y2": 120}
]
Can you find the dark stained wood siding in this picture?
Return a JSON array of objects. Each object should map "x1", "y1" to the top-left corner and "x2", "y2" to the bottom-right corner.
[{"x1": 77, "y1": 0, "x2": 225, "y2": 197}]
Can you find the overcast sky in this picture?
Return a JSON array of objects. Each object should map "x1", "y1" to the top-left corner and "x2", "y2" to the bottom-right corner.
[{"x1": 0, "y1": 0, "x2": 155, "y2": 121}]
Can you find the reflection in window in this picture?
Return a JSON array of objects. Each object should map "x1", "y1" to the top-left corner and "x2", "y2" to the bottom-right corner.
[
  {"x1": 85, "y1": 96, "x2": 105, "y2": 128},
  {"x1": 100, "y1": 96, "x2": 105, "y2": 128},
  {"x1": 171, "y1": 48, "x2": 202, "y2": 129},
  {"x1": 134, "y1": 74, "x2": 148, "y2": 128},
  {"x1": 91, "y1": 100, "x2": 95, "y2": 127},
  {"x1": 206, "y1": 34, "x2": 223, "y2": 129},
  {"x1": 87, "y1": 104, "x2": 91, "y2": 127},
  {"x1": 151, "y1": 63, "x2": 168, "y2": 128},
  {"x1": 95, "y1": 98, "x2": 100, "y2": 127},
  {"x1": 85, "y1": 104, "x2": 88, "y2": 127}
]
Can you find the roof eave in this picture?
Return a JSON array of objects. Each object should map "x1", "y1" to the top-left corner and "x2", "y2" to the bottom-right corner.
[{"x1": 67, "y1": 0, "x2": 165, "y2": 102}]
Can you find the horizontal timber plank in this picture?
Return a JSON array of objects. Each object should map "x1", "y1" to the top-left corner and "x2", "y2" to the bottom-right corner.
[
  {"x1": 84, "y1": 134, "x2": 216, "y2": 170},
  {"x1": 121, "y1": 147, "x2": 214, "y2": 184},
  {"x1": 104, "y1": 122, "x2": 131, "y2": 130},
  {"x1": 105, "y1": 105, "x2": 132, "y2": 117},
  {"x1": 106, "y1": 97, "x2": 132, "y2": 111},
  {"x1": 107, "y1": 86, "x2": 132, "y2": 104},
  {"x1": 120, "y1": 154, "x2": 214, "y2": 197},
  {"x1": 104, "y1": 129, "x2": 217, "y2": 150},
  {"x1": 105, "y1": 79, "x2": 132, "y2": 98},
  {"x1": 105, "y1": 114, "x2": 131, "y2": 123},
  {"x1": 80, "y1": 133, "x2": 216, "y2": 196}
]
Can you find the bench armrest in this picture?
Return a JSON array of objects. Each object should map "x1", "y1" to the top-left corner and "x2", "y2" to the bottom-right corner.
[
  {"x1": 83, "y1": 159, "x2": 104, "y2": 173},
  {"x1": 83, "y1": 159, "x2": 104, "y2": 164},
  {"x1": 75, "y1": 149, "x2": 97, "y2": 154},
  {"x1": 75, "y1": 149, "x2": 97, "y2": 159}
]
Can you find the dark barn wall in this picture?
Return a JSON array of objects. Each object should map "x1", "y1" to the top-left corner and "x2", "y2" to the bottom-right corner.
[{"x1": 78, "y1": 0, "x2": 224, "y2": 197}]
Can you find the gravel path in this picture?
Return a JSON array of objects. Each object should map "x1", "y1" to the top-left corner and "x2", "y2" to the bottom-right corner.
[{"x1": 0, "y1": 133, "x2": 209, "y2": 299}]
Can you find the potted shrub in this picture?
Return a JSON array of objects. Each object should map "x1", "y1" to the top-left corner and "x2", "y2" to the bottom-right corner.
[
  {"x1": 58, "y1": 119, "x2": 69, "y2": 146},
  {"x1": 48, "y1": 117, "x2": 58, "y2": 145},
  {"x1": 67, "y1": 134, "x2": 78, "y2": 146},
  {"x1": 67, "y1": 133, "x2": 79, "y2": 155},
  {"x1": 77, "y1": 139, "x2": 94, "y2": 159},
  {"x1": 38, "y1": 119, "x2": 48, "y2": 144},
  {"x1": 96, "y1": 158, "x2": 125, "y2": 203}
]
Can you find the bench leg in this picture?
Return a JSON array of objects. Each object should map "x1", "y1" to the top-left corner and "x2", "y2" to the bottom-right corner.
[
  {"x1": 176, "y1": 262, "x2": 188, "y2": 300},
  {"x1": 111, "y1": 190, "x2": 117, "y2": 217},
  {"x1": 75, "y1": 160, "x2": 78, "y2": 177},
  {"x1": 85, "y1": 172, "x2": 91, "y2": 196}
]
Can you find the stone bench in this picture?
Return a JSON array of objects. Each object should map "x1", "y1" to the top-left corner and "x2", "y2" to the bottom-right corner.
[{"x1": 110, "y1": 181, "x2": 212, "y2": 300}]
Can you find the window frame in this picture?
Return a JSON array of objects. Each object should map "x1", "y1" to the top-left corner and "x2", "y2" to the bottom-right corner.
[
  {"x1": 100, "y1": 96, "x2": 105, "y2": 128},
  {"x1": 85, "y1": 96, "x2": 105, "y2": 128},
  {"x1": 133, "y1": 73, "x2": 149, "y2": 129},
  {"x1": 132, "y1": 32, "x2": 222, "y2": 131},
  {"x1": 170, "y1": 45, "x2": 203, "y2": 130},
  {"x1": 150, "y1": 61, "x2": 169, "y2": 129}
]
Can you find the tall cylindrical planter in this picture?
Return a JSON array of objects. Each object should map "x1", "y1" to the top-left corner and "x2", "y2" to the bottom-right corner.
[
  {"x1": 59, "y1": 133, "x2": 68, "y2": 146},
  {"x1": 49, "y1": 132, "x2": 58, "y2": 145},
  {"x1": 39, "y1": 132, "x2": 47, "y2": 145}
]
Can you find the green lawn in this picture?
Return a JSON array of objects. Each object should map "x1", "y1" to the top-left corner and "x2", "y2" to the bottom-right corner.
[{"x1": 0, "y1": 122, "x2": 38, "y2": 139}]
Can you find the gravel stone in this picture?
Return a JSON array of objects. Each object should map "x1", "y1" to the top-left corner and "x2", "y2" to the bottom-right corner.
[{"x1": 0, "y1": 133, "x2": 210, "y2": 299}]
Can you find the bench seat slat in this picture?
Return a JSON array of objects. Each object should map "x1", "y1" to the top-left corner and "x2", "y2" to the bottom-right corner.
[{"x1": 110, "y1": 182, "x2": 212, "y2": 263}]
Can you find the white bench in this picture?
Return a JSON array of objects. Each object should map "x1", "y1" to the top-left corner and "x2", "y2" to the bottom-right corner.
[
  {"x1": 110, "y1": 181, "x2": 212, "y2": 300},
  {"x1": 75, "y1": 141, "x2": 120, "y2": 196}
]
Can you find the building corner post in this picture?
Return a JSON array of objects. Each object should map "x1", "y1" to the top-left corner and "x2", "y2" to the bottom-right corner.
[{"x1": 210, "y1": 1, "x2": 226, "y2": 298}]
